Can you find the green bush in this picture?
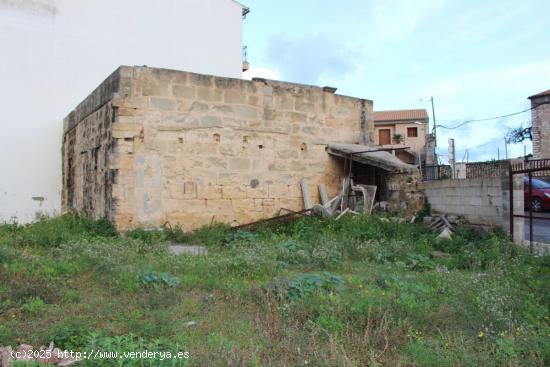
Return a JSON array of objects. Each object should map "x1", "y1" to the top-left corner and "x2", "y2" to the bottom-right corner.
[
  {"x1": 0, "y1": 214, "x2": 116, "y2": 248},
  {"x1": 139, "y1": 270, "x2": 179, "y2": 288},
  {"x1": 268, "y1": 272, "x2": 344, "y2": 302},
  {"x1": 124, "y1": 228, "x2": 168, "y2": 243}
]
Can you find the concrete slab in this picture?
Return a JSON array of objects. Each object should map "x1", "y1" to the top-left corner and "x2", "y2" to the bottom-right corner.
[{"x1": 169, "y1": 244, "x2": 208, "y2": 256}]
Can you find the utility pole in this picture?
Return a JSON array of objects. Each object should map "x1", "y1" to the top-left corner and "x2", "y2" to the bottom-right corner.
[
  {"x1": 504, "y1": 137, "x2": 508, "y2": 160},
  {"x1": 448, "y1": 138, "x2": 455, "y2": 178},
  {"x1": 430, "y1": 97, "x2": 437, "y2": 162}
]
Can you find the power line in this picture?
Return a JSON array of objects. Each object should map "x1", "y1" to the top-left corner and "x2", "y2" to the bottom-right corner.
[
  {"x1": 436, "y1": 106, "x2": 534, "y2": 130},
  {"x1": 436, "y1": 137, "x2": 502, "y2": 153},
  {"x1": 456, "y1": 137, "x2": 503, "y2": 152}
]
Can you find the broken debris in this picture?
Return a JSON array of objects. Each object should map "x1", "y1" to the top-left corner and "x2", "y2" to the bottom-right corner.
[{"x1": 306, "y1": 177, "x2": 378, "y2": 220}]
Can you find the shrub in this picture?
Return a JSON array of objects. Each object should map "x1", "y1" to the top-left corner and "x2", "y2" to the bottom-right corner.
[
  {"x1": 139, "y1": 270, "x2": 179, "y2": 288},
  {"x1": 275, "y1": 239, "x2": 310, "y2": 265},
  {"x1": 0, "y1": 214, "x2": 116, "y2": 248},
  {"x1": 310, "y1": 239, "x2": 342, "y2": 268},
  {"x1": 21, "y1": 297, "x2": 46, "y2": 315},
  {"x1": 124, "y1": 228, "x2": 167, "y2": 243},
  {"x1": 268, "y1": 272, "x2": 345, "y2": 302},
  {"x1": 213, "y1": 245, "x2": 278, "y2": 279},
  {"x1": 185, "y1": 223, "x2": 230, "y2": 247}
]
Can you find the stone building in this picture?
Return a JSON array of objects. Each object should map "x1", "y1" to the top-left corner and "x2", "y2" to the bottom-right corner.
[
  {"x1": 62, "y1": 66, "x2": 422, "y2": 231},
  {"x1": 529, "y1": 90, "x2": 550, "y2": 159}
]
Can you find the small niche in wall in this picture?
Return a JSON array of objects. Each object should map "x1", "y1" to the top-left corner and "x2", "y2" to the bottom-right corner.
[
  {"x1": 258, "y1": 144, "x2": 264, "y2": 149},
  {"x1": 178, "y1": 137, "x2": 184, "y2": 144},
  {"x1": 111, "y1": 106, "x2": 118, "y2": 123},
  {"x1": 213, "y1": 133, "x2": 221, "y2": 143},
  {"x1": 300, "y1": 142, "x2": 308, "y2": 152},
  {"x1": 243, "y1": 135, "x2": 249, "y2": 143}
]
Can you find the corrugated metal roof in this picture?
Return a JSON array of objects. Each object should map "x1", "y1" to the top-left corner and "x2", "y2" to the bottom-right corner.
[
  {"x1": 326, "y1": 143, "x2": 417, "y2": 173},
  {"x1": 373, "y1": 109, "x2": 429, "y2": 122}
]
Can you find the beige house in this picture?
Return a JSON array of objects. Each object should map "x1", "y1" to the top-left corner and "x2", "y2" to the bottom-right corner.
[
  {"x1": 62, "y1": 66, "x2": 423, "y2": 231},
  {"x1": 373, "y1": 109, "x2": 430, "y2": 164}
]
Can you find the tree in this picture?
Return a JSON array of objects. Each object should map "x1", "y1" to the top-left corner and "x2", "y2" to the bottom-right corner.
[{"x1": 505, "y1": 124, "x2": 532, "y2": 144}]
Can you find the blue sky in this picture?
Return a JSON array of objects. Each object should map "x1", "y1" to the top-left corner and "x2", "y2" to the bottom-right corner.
[{"x1": 242, "y1": 0, "x2": 550, "y2": 163}]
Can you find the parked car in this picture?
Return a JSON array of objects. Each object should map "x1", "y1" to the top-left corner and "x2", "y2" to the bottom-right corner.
[{"x1": 524, "y1": 177, "x2": 550, "y2": 212}]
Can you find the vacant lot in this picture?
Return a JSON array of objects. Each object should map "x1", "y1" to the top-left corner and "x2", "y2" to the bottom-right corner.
[{"x1": 0, "y1": 214, "x2": 549, "y2": 366}]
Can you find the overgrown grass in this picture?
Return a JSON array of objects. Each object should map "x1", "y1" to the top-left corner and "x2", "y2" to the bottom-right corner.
[{"x1": 0, "y1": 214, "x2": 549, "y2": 366}]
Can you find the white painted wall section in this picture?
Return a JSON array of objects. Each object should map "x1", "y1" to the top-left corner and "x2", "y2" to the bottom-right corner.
[{"x1": 0, "y1": 0, "x2": 245, "y2": 222}]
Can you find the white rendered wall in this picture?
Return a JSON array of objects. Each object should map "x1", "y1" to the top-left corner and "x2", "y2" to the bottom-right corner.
[{"x1": 0, "y1": 0, "x2": 244, "y2": 222}]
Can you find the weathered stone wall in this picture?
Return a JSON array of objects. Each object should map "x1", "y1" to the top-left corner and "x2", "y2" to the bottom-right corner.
[
  {"x1": 387, "y1": 172, "x2": 425, "y2": 214},
  {"x1": 418, "y1": 175, "x2": 524, "y2": 244},
  {"x1": 64, "y1": 66, "x2": 374, "y2": 231},
  {"x1": 531, "y1": 95, "x2": 550, "y2": 159},
  {"x1": 61, "y1": 68, "x2": 131, "y2": 220}
]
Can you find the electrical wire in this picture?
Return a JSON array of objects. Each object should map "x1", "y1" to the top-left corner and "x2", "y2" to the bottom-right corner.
[
  {"x1": 459, "y1": 137, "x2": 503, "y2": 151},
  {"x1": 436, "y1": 106, "x2": 534, "y2": 130}
]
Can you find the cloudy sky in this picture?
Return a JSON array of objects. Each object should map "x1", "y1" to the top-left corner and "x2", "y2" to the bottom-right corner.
[{"x1": 242, "y1": 0, "x2": 550, "y2": 163}]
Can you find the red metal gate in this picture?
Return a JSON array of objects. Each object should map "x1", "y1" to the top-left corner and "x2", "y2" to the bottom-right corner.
[{"x1": 509, "y1": 159, "x2": 550, "y2": 252}]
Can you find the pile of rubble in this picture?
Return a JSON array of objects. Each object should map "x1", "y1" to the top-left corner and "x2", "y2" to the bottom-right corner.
[
  {"x1": 423, "y1": 213, "x2": 463, "y2": 241},
  {"x1": 301, "y1": 178, "x2": 377, "y2": 220},
  {"x1": 0, "y1": 343, "x2": 80, "y2": 366}
]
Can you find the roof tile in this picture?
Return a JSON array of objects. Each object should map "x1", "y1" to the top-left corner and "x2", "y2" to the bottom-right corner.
[{"x1": 373, "y1": 109, "x2": 429, "y2": 122}]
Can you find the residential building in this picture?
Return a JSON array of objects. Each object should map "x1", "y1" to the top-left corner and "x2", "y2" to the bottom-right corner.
[
  {"x1": 373, "y1": 109, "x2": 430, "y2": 164},
  {"x1": 62, "y1": 66, "x2": 422, "y2": 231},
  {"x1": 529, "y1": 90, "x2": 550, "y2": 159},
  {"x1": 0, "y1": 0, "x2": 248, "y2": 222}
]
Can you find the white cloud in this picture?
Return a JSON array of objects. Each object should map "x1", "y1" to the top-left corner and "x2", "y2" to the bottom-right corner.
[{"x1": 370, "y1": 0, "x2": 446, "y2": 41}]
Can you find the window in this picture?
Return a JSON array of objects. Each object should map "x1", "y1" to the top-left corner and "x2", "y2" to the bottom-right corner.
[{"x1": 407, "y1": 127, "x2": 418, "y2": 137}]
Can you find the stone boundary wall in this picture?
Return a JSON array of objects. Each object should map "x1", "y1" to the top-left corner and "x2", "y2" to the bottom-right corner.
[
  {"x1": 418, "y1": 176, "x2": 524, "y2": 243},
  {"x1": 63, "y1": 66, "x2": 375, "y2": 231}
]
